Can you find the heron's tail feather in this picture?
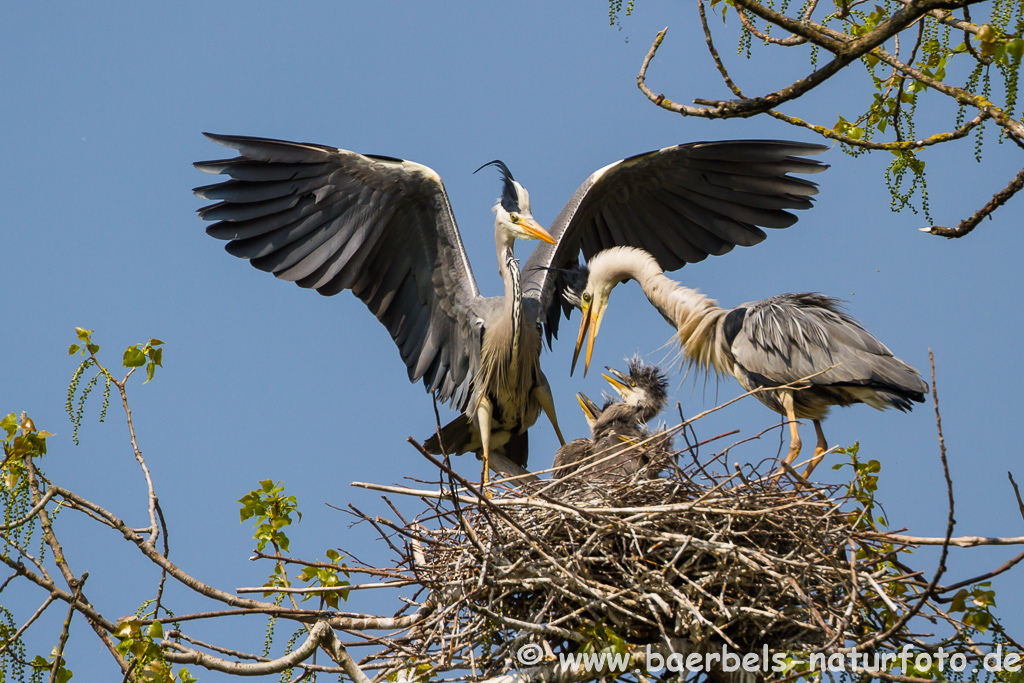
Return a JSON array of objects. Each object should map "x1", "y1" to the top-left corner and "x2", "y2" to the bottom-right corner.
[
  {"x1": 423, "y1": 416, "x2": 530, "y2": 468},
  {"x1": 424, "y1": 416, "x2": 475, "y2": 455},
  {"x1": 869, "y1": 362, "x2": 929, "y2": 411}
]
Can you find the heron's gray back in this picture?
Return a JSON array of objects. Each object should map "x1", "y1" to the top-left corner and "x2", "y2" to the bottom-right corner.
[{"x1": 727, "y1": 293, "x2": 927, "y2": 417}]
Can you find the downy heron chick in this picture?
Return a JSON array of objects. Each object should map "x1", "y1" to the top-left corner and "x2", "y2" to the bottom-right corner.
[
  {"x1": 554, "y1": 359, "x2": 671, "y2": 482},
  {"x1": 568, "y1": 247, "x2": 927, "y2": 478}
]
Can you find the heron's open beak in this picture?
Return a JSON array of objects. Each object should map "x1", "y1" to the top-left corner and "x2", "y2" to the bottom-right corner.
[
  {"x1": 570, "y1": 295, "x2": 606, "y2": 377},
  {"x1": 602, "y1": 367, "x2": 632, "y2": 399},
  {"x1": 570, "y1": 307, "x2": 590, "y2": 376},
  {"x1": 576, "y1": 392, "x2": 600, "y2": 424},
  {"x1": 521, "y1": 218, "x2": 557, "y2": 245}
]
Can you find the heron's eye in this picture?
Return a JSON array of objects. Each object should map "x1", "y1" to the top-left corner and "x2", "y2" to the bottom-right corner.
[
  {"x1": 582, "y1": 293, "x2": 591, "y2": 303},
  {"x1": 630, "y1": 381, "x2": 636, "y2": 387},
  {"x1": 510, "y1": 213, "x2": 520, "y2": 223}
]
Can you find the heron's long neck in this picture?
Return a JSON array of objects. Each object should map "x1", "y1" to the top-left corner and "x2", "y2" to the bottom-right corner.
[
  {"x1": 503, "y1": 246, "x2": 523, "y2": 367},
  {"x1": 494, "y1": 230, "x2": 528, "y2": 374},
  {"x1": 478, "y1": 230, "x2": 540, "y2": 421},
  {"x1": 598, "y1": 248, "x2": 730, "y2": 375}
]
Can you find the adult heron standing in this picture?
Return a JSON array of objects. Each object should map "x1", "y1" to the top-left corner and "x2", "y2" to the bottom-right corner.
[
  {"x1": 194, "y1": 134, "x2": 826, "y2": 482},
  {"x1": 568, "y1": 246, "x2": 928, "y2": 478}
]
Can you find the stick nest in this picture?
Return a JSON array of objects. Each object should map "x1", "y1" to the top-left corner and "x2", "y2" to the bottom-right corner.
[{"x1": 356, "y1": 437, "x2": 924, "y2": 677}]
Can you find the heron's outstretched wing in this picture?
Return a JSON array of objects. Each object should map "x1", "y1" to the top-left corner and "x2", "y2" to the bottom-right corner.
[
  {"x1": 194, "y1": 133, "x2": 485, "y2": 409},
  {"x1": 729, "y1": 294, "x2": 928, "y2": 406},
  {"x1": 521, "y1": 140, "x2": 828, "y2": 343}
]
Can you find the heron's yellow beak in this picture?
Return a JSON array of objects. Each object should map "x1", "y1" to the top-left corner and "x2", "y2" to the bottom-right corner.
[
  {"x1": 570, "y1": 294, "x2": 606, "y2": 377},
  {"x1": 576, "y1": 393, "x2": 599, "y2": 423},
  {"x1": 521, "y1": 218, "x2": 557, "y2": 245},
  {"x1": 602, "y1": 372, "x2": 627, "y2": 394}
]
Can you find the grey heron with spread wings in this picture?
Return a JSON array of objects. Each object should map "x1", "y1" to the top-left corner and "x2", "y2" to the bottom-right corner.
[{"x1": 194, "y1": 134, "x2": 826, "y2": 483}]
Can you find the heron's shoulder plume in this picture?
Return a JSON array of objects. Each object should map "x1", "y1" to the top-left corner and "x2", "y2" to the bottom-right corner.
[{"x1": 782, "y1": 293, "x2": 848, "y2": 314}]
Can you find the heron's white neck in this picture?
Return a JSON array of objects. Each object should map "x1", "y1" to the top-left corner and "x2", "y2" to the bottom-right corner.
[
  {"x1": 494, "y1": 226, "x2": 526, "y2": 368},
  {"x1": 590, "y1": 247, "x2": 730, "y2": 375},
  {"x1": 495, "y1": 226, "x2": 516, "y2": 283}
]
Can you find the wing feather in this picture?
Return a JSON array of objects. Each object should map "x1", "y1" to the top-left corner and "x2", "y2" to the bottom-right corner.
[
  {"x1": 521, "y1": 140, "x2": 827, "y2": 342},
  {"x1": 195, "y1": 133, "x2": 483, "y2": 408}
]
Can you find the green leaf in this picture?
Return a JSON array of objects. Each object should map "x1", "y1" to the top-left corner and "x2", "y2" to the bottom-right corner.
[
  {"x1": 1, "y1": 413, "x2": 17, "y2": 438},
  {"x1": 129, "y1": 638, "x2": 148, "y2": 657},
  {"x1": 87, "y1": 343, "x2": 99, "y2": 355},
  {"x1": 147, "y1": 621, "x2": 164, "y2": 639},
  {"x1": 145, "y1": 362, "x2": 156, "y2": 383},
  {"x1": 1008, "y1": 38, "x2": 1024, "y2": 61},
  {"x1": 55, "y1": 667, "x2": 73, "y2": 683},
  {"x1": 69, "y1": 344, "x2": 80, "y2": 355},
  {"x1": 123, "y1": 346, "x2": 146, "y2": 368},
  {"x1": 950, "y1": 588, "x2": 969, "y2": 613},
  {"x1": 75, "y1": 327, "x2": 91, "y2": 341}
]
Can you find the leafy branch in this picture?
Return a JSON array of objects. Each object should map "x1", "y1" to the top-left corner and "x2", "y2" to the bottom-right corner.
[{"x1": 632, "y1": 0, "x2": 1024, "y2": 237}]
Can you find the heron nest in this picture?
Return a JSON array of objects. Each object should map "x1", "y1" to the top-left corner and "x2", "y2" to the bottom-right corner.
[{"x1": 352, "y1": 432, "x2": 934, "y2": 678}]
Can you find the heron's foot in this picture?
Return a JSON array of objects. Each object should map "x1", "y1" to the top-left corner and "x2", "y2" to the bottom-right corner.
[
  {"x1": 801, "y1": 444, "x2": 829, "y2": 480},
  {"x1": 769, "y1": 443, "x2": 803, "y2": 486},
  {"x1": 479, "y1": 454, "x2": 495, "y2": 499}
]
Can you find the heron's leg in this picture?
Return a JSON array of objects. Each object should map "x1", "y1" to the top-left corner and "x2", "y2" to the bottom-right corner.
[
  {"x1": 780, "y1": 391, "x2": 803, "y2": 465},
  {"x1": 770, "y1": 391, "x2": 803, "y2": 484},
  {"x1": 533, "y1": 383, "x2": 566, "y2": 447},
  {"x1": 475, "y1": 400, "x2": 493, "y2": 487},
  {"x1": 802, "y1": 420, "x2": 829, "y2": 479}
]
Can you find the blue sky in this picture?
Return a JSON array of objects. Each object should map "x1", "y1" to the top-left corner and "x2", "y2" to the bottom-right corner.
[{"x1": 3, "y1": 3, "x2": 1023, "y2": 679}]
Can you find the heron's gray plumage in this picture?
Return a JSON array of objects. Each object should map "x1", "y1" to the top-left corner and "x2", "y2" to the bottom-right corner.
[
  {"x1": 195, "y1": 134, "x2": 826, "y2": 477},
  {"x1": 569, "y1": 247, "x2": 926, "y2": 477},
  {"x1": 728, "y1": 293, "x2": 925, "y2": 419}
]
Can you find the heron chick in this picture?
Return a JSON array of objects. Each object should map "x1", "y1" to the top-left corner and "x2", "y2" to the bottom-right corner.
[
  {"x1": 553, "y1": 359, "x2": 671, "y2": 482},
  {"x1": 568, "y1": 247, "x2": 927, "y2": 479}
]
